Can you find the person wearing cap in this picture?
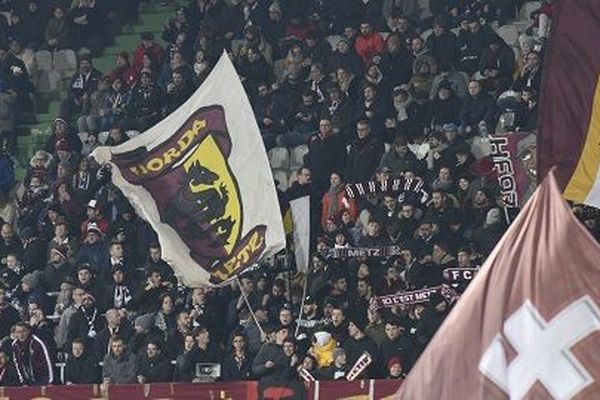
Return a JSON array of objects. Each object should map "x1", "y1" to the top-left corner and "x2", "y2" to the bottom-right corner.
[
  {"x1": 459, "y1": 79, "x2": 498, "y2": 137},
  {"x1": 431, "y1": 80, "x2": 461, "y2": 128},
  {"x1": 105, "y1": 262, "x2": 133, "y2": 311},
  {"x1": 387, "y1": 357, "x2": 406, "y2": 379},
  {"x1": 343, "y1": 316, "x2": 378, "y2": 378},
  {"x1": 317, "y1": 347, "x2": 349, "y2": 380},
  {"x1": 66, "y1": 291, "x2": 102, "y2": 350},
  {"x1": 473, "y1": 207, "x2": 506, "y2": 257},
  {"x1": 40, "y1": 244, "x2": 73, "y2": 292},
  {"x1": 80, "y1": 199, "x2": 109, "y2": 240}
]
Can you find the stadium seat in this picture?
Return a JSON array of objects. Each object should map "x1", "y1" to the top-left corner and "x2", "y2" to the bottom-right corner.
[
  {"x1": 421, "y1": 29, "x2": 433, "y2": 42},
  {"x1": 288, "y1": 169, "x2": 297, "y2": 186},
  {"x1": 98, "y1": 131, "x2": 110, "y2": 145},
  {"x1": 54, "y1": 49, "x2": 78, "y2": 79},
  {"x1": 34, "y1": 51, "x2": 53, "y2": 71},
  {"x1": 36, "y1": 70, "x2": 62, "y2": 94},
  {"x1": 273, "y1": 59, "x2": 287, "y2": 83},
  {"x1": 268, "y1": 147, "x2": 290, "y2": 170},
  {"x1": 384, "y1": 143, "x2": 391, "y2": 153},
  {"x1": 496, "y1": 25, "x2": 519, "y2": 47},
  {"x1": 289, "y1": 145, "x2": 308, "y2": 170},
  {"x1": 325, "y1": 35, "x2": 344, "y2": 49},
  {"x1": 272, "y1": 169, "x2": 288, "y2": 191},
  {"x1": 519, "y1": 1, "x2": 542, "y2": 21}
]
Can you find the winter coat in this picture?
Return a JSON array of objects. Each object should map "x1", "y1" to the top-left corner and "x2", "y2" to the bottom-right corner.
[
  {"x1": 102, "y1": 350, "x2": 138, "y2": 383},
  {"x1": 221, "y1": 352, "x2": 254, "y2": 381},
  {"x1": 379, "y1": 148, "x2": 421, "y2": 177},
  {"x1": 11, "y1": 335, "x2": 54, "y2": 385},
  {"x1": 138, "y1": 353, "x2": 173, "y2": 383},
  {"x1": 304, "y1": 133, "x2": 348, "y2": 195},
  {"x1": 64, "y1": 352, "x2": 100, "y2": 384},
  {"x1": 460, "y1": 92, "x2": 498, "y2": 129},
  {"x1": 355, "y1": 33, "x2": 385, "y2": 65},
  {"x1": 346, "y1": 136, "x2": 385, "y2": 182},
  {"x1": 251, "y1": 342, "x2": 291, "y2": 385}
]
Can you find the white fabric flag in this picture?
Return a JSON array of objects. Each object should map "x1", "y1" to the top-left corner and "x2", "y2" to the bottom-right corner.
[
  {"x1": 92, "y1": 52, "x2": 285, "y2": 287},
  {"x1": 290, "y1": 196, "x2": 310, "y2": 273}
]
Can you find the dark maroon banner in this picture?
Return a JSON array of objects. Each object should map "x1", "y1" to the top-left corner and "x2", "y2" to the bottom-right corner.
[{"x1": 0, "y1": 380, "x2": 402, "y2": 400}]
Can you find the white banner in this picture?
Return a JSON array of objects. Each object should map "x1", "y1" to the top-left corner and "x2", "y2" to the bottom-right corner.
[{"x1": 92, "y1": 52, "x2": 285, "y2": 286}]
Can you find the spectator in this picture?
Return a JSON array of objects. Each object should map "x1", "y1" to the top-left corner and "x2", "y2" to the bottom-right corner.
[
  {"x1": 0, "y1": 349, "x2": 18, "y2": 386},
  {"x1": 0, "y1": 284, "x2": 20, "y2": 340},
  {"x1": 478, "y1": 36, "x2": 515, "y2": 94},
  {"x1": 426, "y1": 17, "x2": 459, "y2": 69},
  {"x1": 94, "y1": 308, "x2": 133, "y2": 360},
  {"x1": 11, "y1": 322, "x2": 54, "y2": 385},
  {"x1": 513, "y1": 50, "x2": 542, "y2": 93},
  {"x1": 460, "y1": 80, "x2": 497, "y2": 137},
  {"x1": 66, "y1": 292, "x2": 103, "y2": 350},
  {"x1": 137, "y1": 341, "x2": 173, "y2": 383},
  {"x1": 222, "y1": 332, "x2": 254, "y2": 381},
  {"x1": 346, "y1": 120, "x2": 385, "y2": 182},
  {"x1": 252, "y1": 325, "x2": 292, "y2": 387},
  {"x1": 133, "y1": 33, "x2": 163, "y2": 71},
  {"x1": 317, "y1": 347, "x2": 348, "y2": 380},
  {"x1": 43, "y1": 5, "x2": 68, "y2": 51},
  {"x1": 63, "y1": 56, "x2": 102, "y2": 120},
  {"x1": 304, "y1": 118, "x2": 348, "y2": 195},
  {"x1": 354, "y1": 21, "x2": 385, "y2": 65},
  {"x1": 173, "y1": 334, "x2": 198, "y2": 382},
  {"x1": 64, "y1": 338, "x2": 100, "y2": 384},
  {"x1": 102, "y1": 335, "x2": 138, "y2": 384}
]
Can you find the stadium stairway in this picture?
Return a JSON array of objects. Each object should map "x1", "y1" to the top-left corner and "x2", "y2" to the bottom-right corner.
[{"x1": 14, "y1": 0, "x2": 185, "y2": 179}]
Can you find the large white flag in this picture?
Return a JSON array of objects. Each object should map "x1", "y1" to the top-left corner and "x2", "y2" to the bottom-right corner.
[{"x1": 92, "y1": 53, "x2": 285, "y2": 287}]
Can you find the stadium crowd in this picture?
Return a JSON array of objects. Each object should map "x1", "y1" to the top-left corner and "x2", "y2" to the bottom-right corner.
[{"x1": 1, "y1": 0, "x2": 594, "y2": 390}]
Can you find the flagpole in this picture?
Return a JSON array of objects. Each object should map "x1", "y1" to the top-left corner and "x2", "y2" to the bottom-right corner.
[
  {"x1": 294, "y1": 272, "x2": 308, "y2": 338},
  {"x1": 235, "y1": 276, "x2": 265, "y2": 337}
]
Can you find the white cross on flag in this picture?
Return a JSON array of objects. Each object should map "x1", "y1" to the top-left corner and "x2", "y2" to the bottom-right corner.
[{"x1": 396, "y1": 169, "x2": 600, "y2": 400}]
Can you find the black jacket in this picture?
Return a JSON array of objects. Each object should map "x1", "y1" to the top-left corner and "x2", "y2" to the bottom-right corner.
[
  {"x1": 346, "y1": 136, "x2": 385, "y2": 183},
  {"x1": 251, "y1": 342, "x2": 292, "y2": 385},
  {"x1": 304, "y1": 133, "x2": 348, "y2": 195},
  {"x1": 221, "y1": 351, "x2": 254, "y2": 381},
  {"x1": 138, "y1": 353, "x2": 173, "y2": 383},
  {"x1": 64, "y1": 353, "x2": 100, "y2": 384}
]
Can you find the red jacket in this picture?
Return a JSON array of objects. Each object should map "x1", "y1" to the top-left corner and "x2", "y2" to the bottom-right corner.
[
  {"x1": 355, "y1": 32, "x2": 385, "y2": 65},
  {"x1": 133, "y1": 44, "x2": 164, "y2": 71},
  {"x1": 321, "y1": 188, "x2": 358, "y2": 229}
]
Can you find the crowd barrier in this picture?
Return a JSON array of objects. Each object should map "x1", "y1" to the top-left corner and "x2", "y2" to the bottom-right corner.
[{"x1": 0, "y1": 379, "x2": 402, "y2": 399}]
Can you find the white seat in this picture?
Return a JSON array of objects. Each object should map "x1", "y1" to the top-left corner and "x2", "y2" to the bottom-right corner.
[
  {"x1": 98, "y1": 131, "x2": 110, "y2": 145},
  {"x1": 288, "y1": 169, "x2": 298, "y2": 186},
  {"x1": 268, "y1": 147, "x2": 290, "y2": 170},
  {"x1": 325, "y1": 35, "x2": 344, "y2": 49},
  {"x1": 36, "y1": 70, "x2": 61, "y2": 94},
  {"x1": 496, "y1": 25, "x2": 519, "y2": 47},
  {"x1": 273, "y1": 59, "x2": 286, "y2": 83},
  {"x1": 519, "y1": 1, "x2": 542, "y2": 21},
  {"x1": 384, "y1": 143, "x2": 391, "y2": 153},
  {"x1": 34, "y1": 51, "x2": 53, "y2": 71},
  {"x1": 272, "y1": 169, "x2": 288, "y2": 191},
  {"x1": 54, "y1": 49, "x2": 77, "y2": 78},
  {"x1": 421, "y1": 29, "x2": 433, "y2": 42},
  {"x1": 289, "y1": 144, "x2": 308, "y2": 169},
  {"x1": 126, "y1": 130, "x2": 141, "y2": 139}
]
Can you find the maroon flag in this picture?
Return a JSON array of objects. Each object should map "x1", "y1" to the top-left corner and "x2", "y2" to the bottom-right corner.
[
  {"x1": 490, "y1": 132, "x2": 536, "y2": 207},
  {"x1": 396, "y1": 170, "x2": 600, "y2": 399}
]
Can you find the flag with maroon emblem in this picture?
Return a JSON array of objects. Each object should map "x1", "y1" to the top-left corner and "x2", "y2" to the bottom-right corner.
[
  {"x1": 396, "y1": 169, "x2": 600, "y2": 399},
  {"x1": 92, "y1": 53, "x2": 285, "y2": 287}
]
